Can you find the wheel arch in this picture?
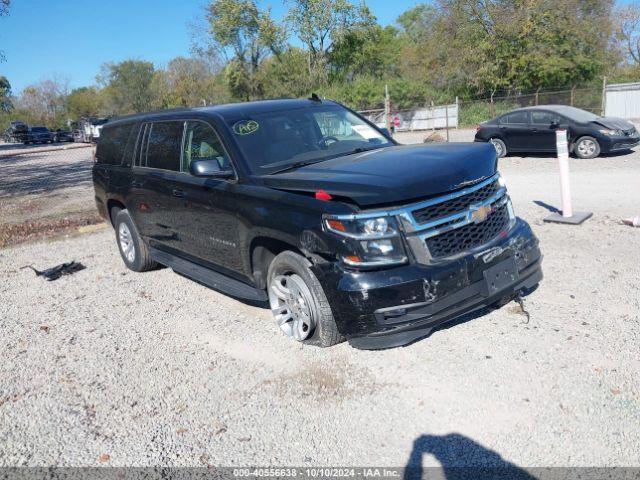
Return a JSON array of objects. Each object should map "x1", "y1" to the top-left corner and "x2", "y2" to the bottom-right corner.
[
  {"x1": 106, "y1": 199, "x2": 126, "y2": 227},
  {"x1": 250, "y1": 237, "x2": 304, "y2": 290}
]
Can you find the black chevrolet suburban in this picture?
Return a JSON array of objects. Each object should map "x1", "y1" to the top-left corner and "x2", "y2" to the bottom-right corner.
[{"x1": 93, "y1": 98, "x2": 542, "y2": 349}]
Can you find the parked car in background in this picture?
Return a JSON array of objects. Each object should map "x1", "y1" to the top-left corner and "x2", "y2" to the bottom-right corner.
[
  {"x1": 475, "y1": 105, "x2": 640, "y2": 159},
  {"x1": 3, "y1": 121, "x2": 29, "y2": 143},
  {"x1": 53, "y1": 129, "x2": 74, "y2": 142},
  {"x1": 93, "y1": 98, "x2": 542, "y2": 349},
  {"x1": 24, "y1": 126, "x2": 54, "y2": 144}
]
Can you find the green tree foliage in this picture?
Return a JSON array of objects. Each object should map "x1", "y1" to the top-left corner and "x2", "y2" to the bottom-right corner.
[
  {"x1": 150, "y1": 57, "x2": 230, "y2": 108},
  {"x1": 397, "y1": 0, "x2": 614, "y2": 97},
  {"x1": 98, "y1": 60, "x2": 155, "y2": 114},
  {"x1": 204, "y1": 0, "x2": 284, "y2": 99},
  {"x1": 286, "y1": 0, "x2": 374, "y2": 82},
  {"x1": 66, "y1": 87, "x2": 103, "y2": 118}
]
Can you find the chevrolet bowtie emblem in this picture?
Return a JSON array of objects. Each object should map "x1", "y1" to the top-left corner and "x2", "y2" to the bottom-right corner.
[{"x1": 471, "y1": 205, "x2": 492, "y2": 224}]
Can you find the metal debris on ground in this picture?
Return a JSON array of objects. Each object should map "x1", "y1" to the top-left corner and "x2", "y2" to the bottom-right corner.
[
  {"x1": 514, "y1": 293, "x2": 531, "y2": 324},
  {"x1": 21, "y1": 261, "x2": 86, "y2": 281}
]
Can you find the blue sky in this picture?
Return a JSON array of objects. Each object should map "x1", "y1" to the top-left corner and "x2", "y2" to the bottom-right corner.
[{"x1": 0, "y1": 0, "x2": 421, "y2": 93}]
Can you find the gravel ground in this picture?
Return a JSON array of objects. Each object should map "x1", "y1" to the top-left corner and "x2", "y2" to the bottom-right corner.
[{"x1": 0, "y1": 139, "x2": 639, "y2": 469}]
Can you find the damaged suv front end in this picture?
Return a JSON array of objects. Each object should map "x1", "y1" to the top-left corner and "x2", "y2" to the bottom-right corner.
[{"x1": 314, "y1": 173, "x2": 542, "y2": 349}]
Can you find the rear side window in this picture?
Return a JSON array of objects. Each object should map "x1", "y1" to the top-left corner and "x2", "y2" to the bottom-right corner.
[
  {"x1": 145, "y1": 122, "x2": 183, "y2": 171},
  {"x1": 96, "y1": 124, "x2": 133, "y2": 165},
  {"x1": 531, "y1": 111, "x2": 561, "y2": 125},
  {"x1": 501, "y1": 111, "x2": 529, "y2": 125}
]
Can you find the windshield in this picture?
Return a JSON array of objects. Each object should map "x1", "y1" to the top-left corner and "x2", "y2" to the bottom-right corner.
[
  {"x1": 31, "y1": 127, "x2": 48, "y2": 132},
  {"x1": 227, "y1": 104, "x2": 393, "y2": 175}
]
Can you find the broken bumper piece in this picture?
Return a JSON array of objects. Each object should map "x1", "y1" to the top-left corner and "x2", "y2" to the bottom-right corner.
[{"x1": 313, "y1": 218, "x2": 542, "y2": 350}]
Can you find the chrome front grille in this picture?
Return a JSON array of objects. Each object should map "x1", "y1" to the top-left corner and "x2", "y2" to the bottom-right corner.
[
  {"x1": 425, "y1": 203, "x2": 511, "y2": 258},
  {"x1": 397, "y1": 173, "x2": 514, "y2": 260}
]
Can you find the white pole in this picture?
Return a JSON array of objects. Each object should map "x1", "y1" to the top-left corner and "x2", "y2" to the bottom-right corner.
[{"x1": 556, "y1": 129, "x2": 573, "y2": 218}]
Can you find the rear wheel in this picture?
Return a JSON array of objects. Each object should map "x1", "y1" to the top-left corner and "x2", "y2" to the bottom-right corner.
[
  {"x1": 574, "y1": 136, "x2": 600, "y2": 159},
  {"x1": 114, "y1": 209, "x2": 157, "y2": 272},
  {"x1": 490, "y1": 138, "x2": 507, "y2": 158},
  {"x1": 267, "y1": 251, "x2": 343, "y2": 347}
]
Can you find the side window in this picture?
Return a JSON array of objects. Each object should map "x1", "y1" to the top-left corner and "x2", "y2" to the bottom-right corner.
[
  {"x1": 502, "y1": 111, "x2": 529, "y2": 125},
  {"x1": 182, "y1": 121, "x2": 231, "y2": 172},
  {"x1": 95, "y1": 124, "x2": 133, "y2": 165},
  {"x1": 531, "y1": 111, "x2": 561, "y2": 125},
  {"x1": 145, "y1": 121, "x2": 183, "y2": 171}
]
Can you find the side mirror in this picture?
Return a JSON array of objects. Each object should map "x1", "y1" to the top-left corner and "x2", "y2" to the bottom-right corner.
[
  {"x1": 189, "y1": 159, "x2": 234, "y2": 179},
  {"x1": 550, "y1": 120, "x2": 560, "y2": 129}
]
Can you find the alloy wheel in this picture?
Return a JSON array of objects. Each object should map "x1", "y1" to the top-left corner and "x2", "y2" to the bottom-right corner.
[
  {"x1": 268, "y1": 274, "x2": 315, "y2": 341},
  {"x1": 577, "y1": 139, "x2": 596, "y2": 157},
  {"x1": 490, "y1": 139, "x2": 504, "y2": 157},
  {"x1": 118, "y1": 223, "x2": 136, "y2": 263}
]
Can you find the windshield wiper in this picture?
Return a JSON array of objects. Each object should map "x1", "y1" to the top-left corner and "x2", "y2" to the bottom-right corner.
[
  {"x1": 268, "y1": 159, "x2": 326, "y2": 175},
  {"x1": 267, "y1": 146, "x2": 385, "y2": 175}
]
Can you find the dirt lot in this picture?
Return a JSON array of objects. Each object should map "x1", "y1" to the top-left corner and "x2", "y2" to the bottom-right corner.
[{"x1": 0, "y1": 135, "x2": 639, "y2": 468}]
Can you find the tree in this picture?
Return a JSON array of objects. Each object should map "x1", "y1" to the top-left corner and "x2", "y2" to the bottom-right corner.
[
  {"x1": 200, "y1": 0, "x2": 285, "y2": 100},
  {"x1": 98, "y1": 60, "x2": 155, "y2": 114},
  {"x1": 150, "y1": 57, "x2": 229, "y2": 108},
  {"x1": 66, "y1": 87, "x2": 103, "y2": 118},
  {"x1": 15, "y1": 78, "x2": 69, "y2": 127},
  {"x1": 0, "y1": 76, "x2": 12, "y2": 112},
  {"x1": 286, "y1": 0, "x2": 374, "y2": 81},
  {"x1": 615, "y1": 2, "x2": 640, "y2": 65}
]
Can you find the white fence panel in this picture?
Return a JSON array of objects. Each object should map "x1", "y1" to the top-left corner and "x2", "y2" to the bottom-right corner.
[
  {"x1": 359, "y1": 103, "x2": 458, "y2": 131},
  {"x1": 605, "y1": 82, "x2": 640, "y2": 119}
]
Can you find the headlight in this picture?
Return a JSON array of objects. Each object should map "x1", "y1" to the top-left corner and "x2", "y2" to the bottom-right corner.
[
  {"x1": 324, "y1": 215, "x2": 407, "y2": 268},
  {"x1": 599, "y1": 129, "x2": 622, "y2": 136}
]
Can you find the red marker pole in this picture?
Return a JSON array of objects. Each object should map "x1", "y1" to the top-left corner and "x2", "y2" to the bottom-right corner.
[{"x1": 544, "y1": 129, "x2": 592, "y2": 225}]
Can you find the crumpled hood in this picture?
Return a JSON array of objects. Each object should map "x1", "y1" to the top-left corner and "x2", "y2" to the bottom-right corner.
[
  {"x1": 260, "y1": 142, "x2": 498, "y2": 207},
  {"x1": 593, "y1": 117, "x2": 635, "y2": 131}
]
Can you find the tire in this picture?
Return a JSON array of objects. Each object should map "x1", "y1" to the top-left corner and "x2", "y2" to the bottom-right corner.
[
  {"x1": 267, "y1": 251, "x2": 344, "y2": 347},
  {"x1": 574, "y1": 136, "x2": 600, "y2": 159},
  {"x1": 114, "y1": 209, "x2": 157, "y2": 272},
  {"x1": 490, "y1": 137, "x2": 507, "y2": 158}
]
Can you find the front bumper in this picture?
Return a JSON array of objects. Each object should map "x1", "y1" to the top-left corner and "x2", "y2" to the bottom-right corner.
[
  {"x1": 598, "y1": 135, "x2": 640, "y2": 153},
  {"x1": 312, "y1": 219, "x2": 542, "y2": 349}
]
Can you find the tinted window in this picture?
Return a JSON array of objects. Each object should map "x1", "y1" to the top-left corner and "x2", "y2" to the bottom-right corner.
[
  {"x1": 96, "y1": 124, "x2": 133, "y2": 165},
  {"x1": 531, "y1": 111, "x2": 561, "y2": 124},
  {"x1": 502, "y1": 111, "x2": 529, "y2": 124},
  {"x1": 183, "y1": 121, "x2": 230, "y2": 171},
  {"x1": 145, "y1": 122, "x2": 183, "y2": 171}
]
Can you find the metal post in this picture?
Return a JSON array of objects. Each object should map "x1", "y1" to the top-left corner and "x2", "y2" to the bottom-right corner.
[
  {"x1": 384, "y1": 84, "x2": 391, "y2": 134},
  {"x1": 601, "y1": 76, "x2": 607, "y2": 116},
  {"x1": 570, "y1": 85, "x2": 576, "y2": 106},
  {"x1": 489, "y1": 91, "x2": 495, "y2": 118},
  {"x1": 455, "y1": 96, "x2": 459, "y2": 129},
  {"x1": 445, "y1": 104, "x2": 450, "y2": 142}
]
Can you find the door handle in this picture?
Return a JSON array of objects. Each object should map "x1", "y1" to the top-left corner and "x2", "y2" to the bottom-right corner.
[
  {"x1": 131, "y1": 180, "x2": 144, "y2": 188},
  {"x1": 532, "y1": 128, "x2": 538, "y2": 133},
  {"x1": 172, "y1": 189, "x2": 185, "y2": 198}
]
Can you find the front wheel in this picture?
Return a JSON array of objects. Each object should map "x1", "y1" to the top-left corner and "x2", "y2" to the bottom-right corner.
[
  {"x1": 490, "y1": 138, "x2": 507, "y2": 158},
  {"x1": 574, "y1": 136, "x2": 600, "y2": 159},
  {"x1": 267, "y1": 251, "x2": 344, "y2": 347}
]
